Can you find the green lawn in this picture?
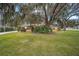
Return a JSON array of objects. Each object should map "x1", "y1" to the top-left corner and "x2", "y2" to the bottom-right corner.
[{"x1": 0, "y1": 30, "x2": 79, "y2": 56}]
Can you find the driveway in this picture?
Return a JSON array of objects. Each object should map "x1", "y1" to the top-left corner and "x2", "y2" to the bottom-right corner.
[{"x1": 0, "y1": 31, "x2": 17, "y2": 35}]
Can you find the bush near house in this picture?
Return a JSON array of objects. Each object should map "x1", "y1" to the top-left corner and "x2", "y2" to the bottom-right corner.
[
  {"x1": 0, "y1": 27, "x2": 15, "y2": 32},
  {"x1": 52, "y1": 27, "x2": 61, "y2": 32},
  {"x1": 33, "y1": 25, "x2": 52, "y2": 33},
  {"x1": 20, "y1": 26, "x2": 33, "y2": 32},
  {"x1": 20, "y1": 27, "x2": 26, "y2": 32}
]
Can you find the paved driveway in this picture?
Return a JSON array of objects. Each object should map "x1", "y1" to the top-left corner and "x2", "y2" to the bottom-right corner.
[{"x1": 0, "y1": 31, "x2": 17, "y2": 35}]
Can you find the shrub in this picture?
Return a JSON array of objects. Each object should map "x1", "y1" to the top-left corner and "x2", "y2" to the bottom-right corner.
[
  {"x1": 33, "y1": 25, "x2": 52, "y2": 33},
  {"x1": 0, "y1": 27, "x2": 15, "y2": 32},
  {"x1": 0, "y1": 28, "x2": 4, "y2": 32},
  {"x1": 20, "y1": 27, "x2": 26, "y2": 32},
  {"x1": 20, "y1": 26, "x2": 32, "y2": 32}
]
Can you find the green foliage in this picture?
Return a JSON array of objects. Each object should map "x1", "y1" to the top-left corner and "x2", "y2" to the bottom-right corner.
[
  {"x1": 67, "y1": 20, "x2": 76, "y2": 27},
  {"x1": 33, "y1": 25, "x2": 52, "y2": 33},
  {"x1": 0, "y1": 27, "x2": 15, "y2": 32},
  {"x1": 20, "y1": 27, "x2": 26, "y2": 32},
  {"x1": 0, "y1": 28, "x2": 4, "y2": 32}
]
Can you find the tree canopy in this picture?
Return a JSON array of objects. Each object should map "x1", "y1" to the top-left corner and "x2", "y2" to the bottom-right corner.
[{"x1": 0, "y1": 3, "x2": 79, "y2": 30}]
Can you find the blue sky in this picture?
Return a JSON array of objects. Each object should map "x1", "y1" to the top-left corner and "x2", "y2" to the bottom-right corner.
[
  {"x1": 70, "y1": 16, "x2": 79, "y2": 20},
  {"x1": 15, "y1": 5, "x2": 20, "y2": 12}
]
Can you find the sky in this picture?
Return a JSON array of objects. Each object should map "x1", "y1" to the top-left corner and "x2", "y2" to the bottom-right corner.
[
  {"x1": 15, "y1": 5, "x2": 20, "y2": 12},
  {"x1": 69, "y1": 16, "x2": 79, "y2": 20}
]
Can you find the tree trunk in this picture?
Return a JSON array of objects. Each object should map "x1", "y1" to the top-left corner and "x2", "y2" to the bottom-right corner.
[
  {"x1": 43, "y1": 5, "x2": 49, "y2": 26},
  {"x1": 45, "y1": 18, "x2": 49, "y2": 26},
  {"x1": 63, "y1": 25, "x2": 66, "y2": 31}
]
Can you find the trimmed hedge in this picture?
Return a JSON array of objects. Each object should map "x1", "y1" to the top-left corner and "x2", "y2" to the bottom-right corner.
[
  {"x1": 33, "y1": 25, "x2": 52, "y2": 33},
  {"x1": 0, "y1": 27, "x2": 15, "y2": 32}
]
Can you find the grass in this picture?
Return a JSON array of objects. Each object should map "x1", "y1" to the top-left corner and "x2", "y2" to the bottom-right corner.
[{"x1": 0, "y1": 30, "x2": 79, "y2": 56}]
